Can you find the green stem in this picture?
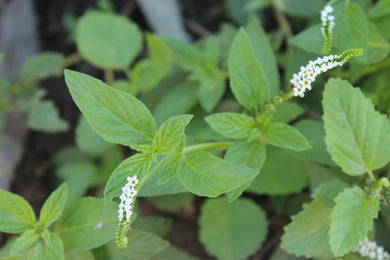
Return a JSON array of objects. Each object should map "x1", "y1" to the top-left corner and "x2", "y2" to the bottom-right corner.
[
  {"x1": 61, "y1": 53, "x2": 82, "y2": 68},
  {"x1": 367, "y1": 169, "x2": 376, "y2": 182},
  {"x1": 138, "y1": 155, "x2": 170, "y2": 187},
  {"x1": 0, "y1": 253, "x2": 28, "y2": 260},
  {"x1": 104, "y1": 69, "x2": 115, "y2": 85},
  {"x1": 183, "y1": 141, "x2": 232, "y2": 154},
  {"x1": 138, "y1": 141, "x2": 232, "y2": 188}
]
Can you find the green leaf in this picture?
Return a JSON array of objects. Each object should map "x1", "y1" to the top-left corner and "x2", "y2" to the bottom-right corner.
[
  {"x1": 157, "y1": 154, "x2": 182, "y2": 185},
  {"x1": 223, "y1": 0, "x2": 252, "y2": 25},
  {"x1": 153, "y1": 115, "x2": 193, "y2": 154},
  {"x1": 64, "y1": 70, "x2": 156, "y2": 147},
  {"x1": 55, "y1": 197, "x2": 118, "y2": 250},
  {"x1": 329, "y1": 186, "x2": 380, "y2": 256},
  {"x1": 263, "y1": 122, "x2": 311, "y2": 151},
  {"x1": 56, "y1": 162, "x2": 98, "y2": 205},
  {"x1": 225, "y1": 139, "x2": 266, "y2": 202},
  {"x1": 0, "y1": 189, "x2": 36, "y2": 233},
  {"x1": 75, "y1": 115, "x2": 113, "y2": 155},
  {"x1": 323, "y1": 78, "x2": 390, "y2": 175},
  {"x1": 366, "y1": 23, "x2": 390, "y2": 64},
  {"x1": 152, "y1": 246, "x2": 200, "y2": 260},
  {"x1": 65, "y1": 250, "x2": 95, "y2": 260},
  {"x1": 138, "y1": 158, "x2": 187, "y2": 197},
  {"x1": 178, "y1": 151, "x2": 257, "y2": 197},
  {"x1": 75, "y1": 11, "x2": 142, "y2": 69},
  {"x1": 288, "y1": 25, "x2": 323, "y2": 55},
  {"x1": 20, "y1": 52, "x2": 64, "y2": 83},
  {"x1": 292, "y1": 119, "x2": 334, "y2": 165},
  {"x1": 198, "y1": 69, "x2": 226, "y2": 112},
  {"x1": 228, "y1": 28, "x2": 269, "y2": 111},
  {"x1": 281, "y1": 200, "x2": 333, "y2": 259},
  {"x1": 133, "y1": 216, "x2": 172, "y2": 236},
  {"x1": 225, "y1": 139, "x2": 266, "y2": 172},
  {"x1": 94, "y1": 230, "x2": 170, "y2": 260},
  {"x1": 248, "y1": 147, "x2": 308, "y2": 195},
  {"x1": 271, "y1": 102, "x2": 305, "y2": 123},
  {"x1": 29, "y1": 233, "x2": 64, "y2": 260},
  {"x1": 28, "y1": 100, "x2": 69, "y2": 133},
  {"x1": 199, "y1": 197, "x2": 268, "y2": 260},
  {"x1": 146, "y1": 193, "x2": 193, "y2": 214},
  {"x1": 368, "y1": 0, "x2": 390, "y2": 19},
  {"x1": 129, "y1": 34, "x2": 171, "y2": 91},
  {"x1": 104, "y1": 153, "x2": 153, "y2": 203},
  {"x1": 246, "y1": 15, "x2": 280, "y2": 96},
  {"x1": 153, "y1": 84, "x2": 198, "y2": 126},
  {"x1": 10, "y1": 229, "x2": 40, "y2": 255},
  {"x1": 205, "y1": 112, "x2": 256, "y2": 139},
  {"x1": 313, "y1": 179, "x2": 349, "y2": 207},
  {"x1": 273, "y1": 0, "x2": 327, "y2": 17},
  {"x1": 162, "y1": 36, "x2": 205, "y2": 71},
  {"x1": 39, "y1": 183, "x2": 68, "y2": 228},
  {"x1": 333, "y1": 3, "x2": 368, "y2": 60}
]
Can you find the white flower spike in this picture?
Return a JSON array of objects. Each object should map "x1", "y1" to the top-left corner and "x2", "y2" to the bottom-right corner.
[
  {"x1": 321, "y1": 5, "x2": 335, "y2": 54},
  {"x1": 290, "y1": 48, "x2": 363, "y2": 98},
  {"x1": 352, "y1": 237, "x2": 390, "y2": 260},
  {"x1": 116, "y1": 175, "x2": 139, "y2": 248}
]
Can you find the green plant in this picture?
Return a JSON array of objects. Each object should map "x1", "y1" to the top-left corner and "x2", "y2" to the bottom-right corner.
[{"x1": 1, "y1": 0, "x2": 390, "y2": 259}]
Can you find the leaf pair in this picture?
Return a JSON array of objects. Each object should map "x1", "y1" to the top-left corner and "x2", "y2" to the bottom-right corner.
[{"x1": 0, "y1": 183, "x2": 68, "y2": 257}]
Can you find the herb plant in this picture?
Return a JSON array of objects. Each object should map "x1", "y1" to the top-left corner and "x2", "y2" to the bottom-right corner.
[{"x1": 1, "y1": 0, "x2": 390, "y2": 259}]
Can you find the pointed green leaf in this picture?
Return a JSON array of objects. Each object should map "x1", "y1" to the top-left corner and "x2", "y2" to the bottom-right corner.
[
  {"x1": 292, "y1": 119, "x2": 334, "y2": 166},
  {"x1": 29, "y1": 233, "x2": 64, "y2": 260},
  {"x1": 104, "y1": 153, "x2": 153, "y2": 203},
  {"x1": 157, "y1": 154, "x2": 182, "y2": 185},
  {"x1": 64, "y1": 70, "x2": 156, "y2": 147},
  {"x1": 56, "y1": 162, "x2": 98, "y2": 205},
  {"x1": 225, "y1": 139, "x2": 266, "y2": 202},
  {"x1": 39, "y1": 183, "x2": 68, "y2": 228},
  {"x1": 199, "y1": 197, "x2": 268, "y2": 260},
  {"x1": 366, "y1": 23, "x2": 390, "y2": 64},
  {"x1": 28, "y1": 100, "x2": 69, "y2": 133},
  {"x1": 313, "y1": 180, "x2": 349, "y2": 207},
  {"x1": 153, "y1": 115, "x2": 193, "y2": 154},
  {"x1": 281, "y1": 200, "x2": 333, "y2": 259},
  {"x1": 178, "y1": 151, "x2": 257, "y2": 197},
  {"x1": 55, "y1": 197, "x2": 118, "y2": 250},
  {"x1": 329, "y1": 186, "x2": 380, "y2": 256},
  {"x1": 20, "y1": 52, "x2": 64, "y2": 83},
  {"x1": 323, "y1": 78, "x2": 390, "y2": 175},
  {"x1": 129, "y1": 34, "x2": 171, "y2": 91},
  {"x1": 75, "y1": 115, "x2": 113, "y2": 155},
  {"x1": 162, "y1": 36, "x2": 205, "y2": 70},
  {"x1": 246, "y1": 15, "x2": 280, "y2": 96},
  {"x1": 333, "y1": 3, "x2": 368, "y2": 59},
  {"x1": 271, "y1": 102, "x2": 305, "y2": 123},
  {"x1": 153, "y1": 83, "x2": 198, "y2": 126},
  {"x1": 368, "y1": 0, "x2": 390, "y2": 19},
  {"x1": 199, "y1": 69, "x2": 226, "y2": 112},
  {"x1": 248, "y1": 147, "x2": 308, "y2": 195},
  {"x1": 205, "y1": 112, "x2": 256, "y2": 139},
  {"x1": 75, "y1": 11, "x2": 142, "y2": 69},
  {"x1": 0, "y1": 189, "x2": 36, "y2": 233},
  {"x1": 263, "y1": 122, "x2": 311, "y2": 151},
  {"x1": 273, "y1": 0, "x2": 326, "y2": 17},
  {"x1": 94, "y1": 230, "x2": 170, "y2": 259},
  {"x1": 10, "y1": 229, "x2": 40, "y2": 255},
  {"x1": 288, "y1": 24, "x2": 323, "y2": 55},
  {"x1": 228, "y1": 28, "x2": 269, "y2": 111}
]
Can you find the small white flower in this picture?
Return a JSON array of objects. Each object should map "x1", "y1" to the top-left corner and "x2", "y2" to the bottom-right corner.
[{"x1": 324, "y1": 5, "x2": 333, "y2": 13}]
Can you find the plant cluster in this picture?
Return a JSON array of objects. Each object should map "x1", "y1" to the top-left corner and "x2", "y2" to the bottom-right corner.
[{"x1": 1, "y1": 0, "x2": 390, "y2": 259}]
